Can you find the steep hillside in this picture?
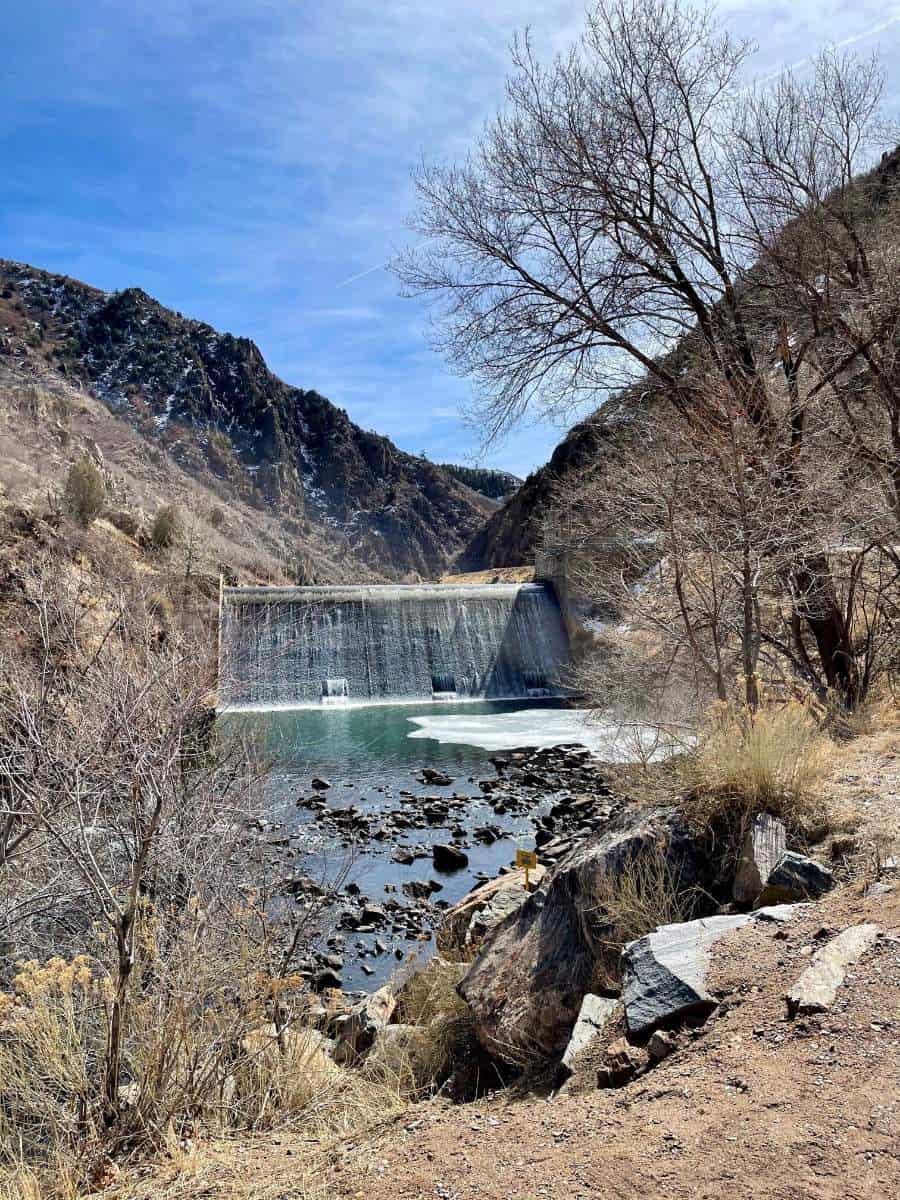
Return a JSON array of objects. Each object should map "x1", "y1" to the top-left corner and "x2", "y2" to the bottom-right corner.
[
  {"x1": 0, "y1": 260, "x2": 492, "y2": 579},
  {"x1": 454, "y1": 395, "x2": 642, "y2": 571},
  {"x1": 458, "y1": 146, "x2": 900, "y2": 573}
]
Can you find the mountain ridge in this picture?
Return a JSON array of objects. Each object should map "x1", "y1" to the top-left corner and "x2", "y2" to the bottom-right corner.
[{"x1": 0, "y1": 259, "x2": 492, "y2": 580}]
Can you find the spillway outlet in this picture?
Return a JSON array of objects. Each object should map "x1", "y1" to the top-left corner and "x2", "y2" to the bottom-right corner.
[
  {"x1": 322, "y1": 677, "x2": 350, "y2": 707},
  {"x1": 431, "y1": 673, "x2": 458, "y2": 701},
  {"x1": 524, "y1": 671, "x2": 553, "y2": 698}
]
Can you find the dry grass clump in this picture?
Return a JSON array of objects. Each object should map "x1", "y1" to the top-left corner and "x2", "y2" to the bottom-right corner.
[
  {"x1": 378, "y1": 958, "x2": 477, "y2": 1098},
  {"x1": 0, "y1": 917, "x2": 406, "y2": 1199},
  {"x1": 683, "y1": 700, "x2": 835, "y2": 856},
  {"x1": 585, "y1": 842, "x2": 708, "y2": 988}
]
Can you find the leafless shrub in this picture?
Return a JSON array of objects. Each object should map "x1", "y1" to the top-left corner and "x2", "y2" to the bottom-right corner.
[
  {"x1": 581, "y1": 842, "x2": 708, "y2": 989},
  {"x1": 0, "y1": 556, "x2": 341, "y2": 1192}
]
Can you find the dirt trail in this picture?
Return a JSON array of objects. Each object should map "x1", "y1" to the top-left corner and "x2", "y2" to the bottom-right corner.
[{"x1": 321, "y1": 887, "x2": 899, "y2": 1200}]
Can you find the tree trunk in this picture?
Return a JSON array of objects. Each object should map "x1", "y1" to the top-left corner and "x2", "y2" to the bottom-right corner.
[
  {"x1": 104, "y1": 911, "x2": 135, "y2": 1124},
  {"x1": 791, "y1": 556, "x2": 859, "y2": 707}
]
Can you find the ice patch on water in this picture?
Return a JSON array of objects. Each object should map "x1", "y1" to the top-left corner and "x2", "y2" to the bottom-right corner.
[{"x1": 407, "y1": 707, "x2": 666, "y2": 760}]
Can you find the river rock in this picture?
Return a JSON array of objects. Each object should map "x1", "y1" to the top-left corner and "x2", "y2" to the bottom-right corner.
[
  {"x1": 561, "y1": 994, "x2": 619, "y2": 1073},
  {"x1": 459, "y1": 806, "x2": 707, "y2": 1063},
  {"x1": 622, "y1": 906, "x2": 797, "y2": 1035},
  {"x1": 757, "y1": 851, "x2": 834, "y2": 905},
  {"x1": 420, "y1": 768, "x2": 453, "y2": 786},
  {"x1": 312, "y1": 967, "x2": 343, "y2": 992},
  {"x1": 433, "y1": 843, "x2": 469, "y2": 872},
  {"x1": 786, "y1": 924, "x2": 881, "y2": 1015},
  {"x1": 403, "y1": 879, "x2": 442, "y2": 900},
  {"x1": 733, "y1": 814, "x2": 786, "y2": 904},
  {"x1": 332, "y1": 984, "x2": 397, "y2": 1063},
  {"x1": 437, "y1": 867, "x2": 544, "y2": 953},
  {"x1": 311, "y1": 777, "x2": 332, "y2": 791}
]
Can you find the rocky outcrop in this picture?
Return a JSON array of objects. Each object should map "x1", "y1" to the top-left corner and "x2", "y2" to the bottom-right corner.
[
  {"x1": 0, "y1": 259, "x2": 491, "y2": 579},
  {"x1": 437, "y1": 867, "x2": 546, "y2": 954},
  {"x1": 621, "y1": 906, "x2": 797, "y2": 1035},
  {"x1": 459, "y1": 806, "x2": 706, "y2": 1064},
  {"x1": 787, "y1": 924, "x2": 881, "y2": 1015},
  {"x1": 757, "y1": 851, "x2": 834, "y2": 905},
  {"x1": 733, "y1": 814, "x2": 786, "y2": 904}
]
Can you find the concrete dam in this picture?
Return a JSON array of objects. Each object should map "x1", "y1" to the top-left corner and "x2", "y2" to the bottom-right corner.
[{"x1": 218, "y1": 582, "x2": 572, "y2": 709}]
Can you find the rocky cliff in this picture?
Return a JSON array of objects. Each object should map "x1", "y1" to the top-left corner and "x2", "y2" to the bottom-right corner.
[{"x1": 0, "y1": 260, "x2": 492, "y2": 579}]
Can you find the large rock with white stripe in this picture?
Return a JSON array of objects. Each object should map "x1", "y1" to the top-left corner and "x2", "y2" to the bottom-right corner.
[
  {"x1": 459, "y1": 806, "x2": 706, "y2": 1064},
  {"x1": 622, "y1": 906, "x2": 797, "y2": 1035}
]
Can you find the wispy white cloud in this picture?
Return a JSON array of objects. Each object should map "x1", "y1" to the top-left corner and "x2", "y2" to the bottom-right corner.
[{"x1": 3, "y1": 1, "x2": 900, "y2": 473}]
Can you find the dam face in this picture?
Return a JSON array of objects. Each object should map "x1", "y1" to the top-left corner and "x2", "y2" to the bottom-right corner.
[{"x1": 219, "y1": 582, "x2": 571, "y2": 709}]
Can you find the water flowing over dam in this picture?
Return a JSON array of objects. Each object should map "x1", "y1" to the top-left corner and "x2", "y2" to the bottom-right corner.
[{"x1": 218, "y1": 582, "x2": 572, "y2": 709}]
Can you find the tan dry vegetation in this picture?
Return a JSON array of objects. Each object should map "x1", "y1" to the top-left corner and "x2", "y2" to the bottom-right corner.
[
  {"x1": 103, "y1": 883, "x2": 900, "y2": 1200},
  {"x1": 439, "y1": 565, "x2": 535, "y2": 584},
  {"x1": 677, "y1": 700, "x2": 838, "y2": 876}
]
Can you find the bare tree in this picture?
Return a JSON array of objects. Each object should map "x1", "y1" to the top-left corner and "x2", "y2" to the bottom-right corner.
[{"x1": 400, "y1": 0, "x2": 894, "y2": 705}]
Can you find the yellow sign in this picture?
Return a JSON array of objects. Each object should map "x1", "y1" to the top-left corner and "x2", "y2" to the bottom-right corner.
[{"x1": 516, "y1": 848, "x2": 539, "y2": 891}]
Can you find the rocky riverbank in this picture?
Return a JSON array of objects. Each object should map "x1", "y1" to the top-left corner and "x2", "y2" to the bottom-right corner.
[{"x1": 257, "y1": 741, "x2": 628, "y2": 991}]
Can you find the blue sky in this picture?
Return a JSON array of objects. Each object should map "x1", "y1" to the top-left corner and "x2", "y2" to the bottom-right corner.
[{"x1": 3, "y1": 2, "x2": 900, "y2": 476}]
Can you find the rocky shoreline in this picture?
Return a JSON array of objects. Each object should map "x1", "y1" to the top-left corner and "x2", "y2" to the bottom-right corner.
[{"x1": 260, "y1": 741, "x2": 627, "y2": 992}]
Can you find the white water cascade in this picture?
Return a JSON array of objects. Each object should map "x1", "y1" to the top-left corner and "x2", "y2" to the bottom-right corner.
[{"x1": 218, "y1": 582, "x2": 572, "y2": 710}]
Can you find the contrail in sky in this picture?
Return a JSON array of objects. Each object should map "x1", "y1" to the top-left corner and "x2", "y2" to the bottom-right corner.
[
  {"x1": 335, "y1": 238, "x2": 436, "y2": 289},
  {"x1": 335, "y1": 12, "x2": 900, "y2": 290}
]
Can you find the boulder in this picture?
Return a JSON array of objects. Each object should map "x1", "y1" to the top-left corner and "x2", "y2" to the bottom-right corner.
[
  {"x1": 311, "y1": 777, "x2": 331, "y2": 791},
  {"x1": 787, "y1": 924, "x2": 881, "y2": 1015},
  {"x1": 733, "y1": 814, "x2": 786, "y2": 904},
  {"x1": 459, "y1": 806, "x2": 707, "y2": 1064},
  {"x1": 432, "y1": 843, "x2": 469, "y2": 872},
  {"x1": 622, "y1": 906, "x2": 797, "y2": 1035},
  {"x1": 437, "y1": 867, "x2": 546, "y2": 954},
  {"x1": 332, "y1": 984, "x2": 396, "y2": 1063},
  {"x1": 561, "y1": 994, "x2": 619, "y2": 1073},
  {"x1": 757, "y1": 851, "x2": 833, "y2": 905}
]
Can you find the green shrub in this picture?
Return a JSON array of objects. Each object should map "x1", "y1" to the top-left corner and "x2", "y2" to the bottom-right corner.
[
  {"x1": 150, "y1": 504, "x2": 181, "y2": 550},
  {"x1": 62, "y1": 457, "x2": 105, "y2": 528}
]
